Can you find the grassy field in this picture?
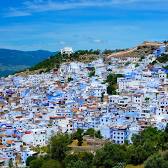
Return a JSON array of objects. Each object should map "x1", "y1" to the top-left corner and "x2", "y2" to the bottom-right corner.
[
  {"x1": 69, "y1": 140, "x2": 88, "y2": 147},
  {"x1": 126, "y1": 164, "x2": 144, "y2": 168},
  {"x1": 68, "y1": 140, "x2": 102, "y2": 153}
]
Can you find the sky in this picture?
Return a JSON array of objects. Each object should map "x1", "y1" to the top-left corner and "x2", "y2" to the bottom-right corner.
[{"x1": 0, "y1": 0, "x2": 168, "y2": 51}]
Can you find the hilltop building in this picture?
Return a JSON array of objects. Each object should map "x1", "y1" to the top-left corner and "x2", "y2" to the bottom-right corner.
[{"x1": 61, "y1": 47, "x2": 73, "y2": 56}]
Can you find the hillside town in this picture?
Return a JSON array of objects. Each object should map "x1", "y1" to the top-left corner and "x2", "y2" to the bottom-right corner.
[{"x1": 0, "y1": 45, "x2": 168, "y2": 167}]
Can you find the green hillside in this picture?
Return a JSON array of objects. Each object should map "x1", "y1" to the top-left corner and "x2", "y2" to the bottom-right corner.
[{"x1": 28, "y1": 49, "x2": 100, "y2": 73}]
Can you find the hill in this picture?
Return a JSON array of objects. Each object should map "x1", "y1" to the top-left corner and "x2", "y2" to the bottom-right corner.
[
  {"x1": 13, "y1": 41, "x2": 168, "y2": 76},
  {"x1": 0, "y1": 49, "x2": 54, "y2": 77},
  {"x1": 16, "y1": 49, "x2": 100, "y2": 76},
  {"x1": 106, "y1": 41, "x2": 165, "y2": 60}
]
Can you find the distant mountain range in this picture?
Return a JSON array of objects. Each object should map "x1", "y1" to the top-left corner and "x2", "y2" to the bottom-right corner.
[{"x1": 0, "y1": 49, "x2": 54, "y2": 77}]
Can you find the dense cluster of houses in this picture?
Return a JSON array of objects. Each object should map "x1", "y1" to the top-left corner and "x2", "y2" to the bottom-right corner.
[{"x1": 0, "y1": 45, "x2": 167, "y2": 167}]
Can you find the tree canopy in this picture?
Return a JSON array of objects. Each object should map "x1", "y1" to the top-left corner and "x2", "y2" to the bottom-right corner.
[
  {"x1": 49, "y1": 134, "x2": 71, "y2": 161},
  {"x1": 106, "y1": 74, "x2": 123, "y2": 95},
  {"x1": 27, "y1": 126, "x2": 168, "y2": 168}
]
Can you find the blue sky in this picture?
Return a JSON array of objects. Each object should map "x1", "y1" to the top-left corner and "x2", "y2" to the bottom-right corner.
[{"x1": 0, "y1": 0, "x2": 168, "y2": 51}]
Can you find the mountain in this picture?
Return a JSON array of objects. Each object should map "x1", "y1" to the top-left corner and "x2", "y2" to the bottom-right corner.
[{"x1": 0, "y1": 49, "x2": 54, "y2": 77}]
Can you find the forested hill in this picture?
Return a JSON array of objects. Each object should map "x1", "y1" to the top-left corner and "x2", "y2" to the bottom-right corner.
[
  {"x1": 0, "y1": 49, "x2": 54, "y2": 76},
  {"x1": 20, "y1": 49, "x2": 100, "y2": 75}
]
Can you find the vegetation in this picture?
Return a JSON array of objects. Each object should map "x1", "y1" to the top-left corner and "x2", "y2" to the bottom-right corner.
[
  {"x1": 27, "y1": 125, "x2": 168, "y2": 168},
  {"x1": 68, "y1": 77, "x2": 73, "y2": 82},
  {"x1": 49, "y1": 134, "x2": 71, "y2": 161},
  {"x1": 126, "y1": 165, "x2": 144, "y2": 168},
  {"x1": 72, "y1": 128, "x2": 84, "y2": 146},
  {"x1": 106, "y1": 73, "x2": 123, "y2": 95},
  {"x1": 29, "y1": 52, "x2": 63, "y2": 72},
  {"x1": 64, "y1": 152, "x2": 93, "y2": 168},
  {"x1": 88, "y1": 67, "x2": 95, "y2": 77},
  {"x1": 139, "y1": 56, "x2": 145, "y2": 61},
  {"x1": 135, "y1": 63, "x2": 139, "y2": 67},
  {"x1": 156, "y1": 53, "x2": 168, "y2": 63},
  {"x1": 28, "y1": 50, "x2": 100, "y2": 73},
  {"x1": 84, "y1": 128, "x2": 102, "y2": 139},
  {"x1": 136, "y1": 45, "x2": 157, "y2": 56},
  {"x1": 26, "y1": 156, "x2": 36, "y2": 166},
  {"x1": 103, "y1": 49, "x2": 127, "y2": 55},
  {"x1": 41, "y1": 160, "x2": 62, "y2": 168},
  {"x1": 8, "y1": 159, "x2": 13, "y2": 168},
  {"x1": 164, "y1": 65, "x2": 168, "y2": 70},
  {"x1": 152, "y1": 53, "x2": 168, "y2": 65},
  {"x1": 93, "y1": 143, "x2": 128, "y2": 168},
  {"x1": 125, "y1": 62, "x2": 131, "y2": 66},
  {"x1": 29, "y1": 157, "x2": 44, "y2": 168},
  {"x1": 144, "y1": 152, "x2": 168, "y2": 168}
]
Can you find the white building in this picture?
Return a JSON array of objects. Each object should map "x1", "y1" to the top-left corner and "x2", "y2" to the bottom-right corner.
[
  {"x1": 61, "y1": 47, "x2": 73, "y2": 55},
  {"x1": 22, "y1": 129, "x2": 47, "y2": 146}
]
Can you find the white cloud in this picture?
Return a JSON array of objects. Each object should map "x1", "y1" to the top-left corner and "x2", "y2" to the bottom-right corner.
[
  {"x1": 93, "y1": 39, "x2": 104, "y2": 43},
  {"x1": 4, "y1": 0, "x2": 168, "y2": 17},
  {"x1": 4, "y1": 8, "x2": 31, "y2": 17},
  {"x1": 59, "y1": 41, "x2": 66, "y2": 45}
]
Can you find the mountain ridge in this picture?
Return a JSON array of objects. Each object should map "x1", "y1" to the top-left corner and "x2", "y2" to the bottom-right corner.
[{"x1": 0, "y1": 48, "x2": 54, "y2": 77}]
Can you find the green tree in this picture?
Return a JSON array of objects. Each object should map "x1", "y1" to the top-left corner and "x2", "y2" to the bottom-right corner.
[
  {"x1": 165, "y1": 123, "x2": 168, "y2": 134},
  {"x1": 85, "y1": 128, "x2": 95, "y2": 137},
  {"x1": 129, "y1": 145, "x2": 148, "y2": 165},
  {"x1": 8, "y1": 159, "x2": 13, "y2": 168},
  {"x1": 106, "y1": 74, "x2": 123, "y2": 95},
  {"x1": 84, "y1": 128, "x2": 102, "y2": 139},
  {"x1": 64, "y1": 154, "x2": 79, "y2": 168},
  {"x1": 107, "y1": 85, "x2": 117, "y2": 95},
  {"x1": 66, "y1": 160, "x2": 88, "y2": 168},
  {"x1": 64, "y1": 152, "x2": 93, "y2": 168},
  {"x1": 88, "y1": 68, "x2": 95, "y2": 77},
  {"x1": 26, "y1": 156, "x2": 36, "y2": 166},
  {"x1": 129, "y1": 127, "x2": 166, "y2": 165},
  {"x1": 78, "y1": 152, "x2": 93, "y2": 167},
  {"x1": 96, "y1": 130, "x2": 103, "y2": 139},
  {"x1": 135, "y1": 63, "x2": 139, "y2": 67},
  {"x1": 68, "y1": 77, "x2": 73, "y2": 82},
  {"x1": 30, "y1": 158, "x2": 44, "y2": 168},
  {"x1": 49, "y1": 134, "x2": 71, "y2": 161},
  {"x1": 75, "y1": 128, "x2": 84, "y2": 146},
  {"x1": 93, "y1": 143, "x2": 127, "y2": 168},
  {"x1": 145, "y1": 153, "x2": 168, "y2": 168},
  {"x1": 125, "y1": 62, "x2": 130, "y2": 66},
  {"x1": 41, "y1": 160, "x2": 62, "y2": 168}
]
